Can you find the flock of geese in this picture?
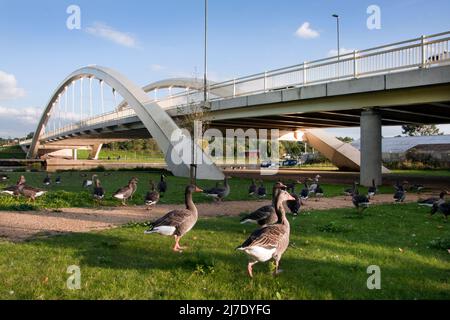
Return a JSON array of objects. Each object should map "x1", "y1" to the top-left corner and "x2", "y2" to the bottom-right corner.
[{"x1": 0, "y1": 172, "x2": 449, "y2": 277}]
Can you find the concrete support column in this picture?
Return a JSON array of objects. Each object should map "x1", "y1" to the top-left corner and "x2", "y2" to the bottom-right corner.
[
  {"x1": 73, "y1": 149, "x2": 78, "y2": 161},
  {"x1": 360, "y1": 109, "x2": 382, "y2": 187},
  {"x1": 89, "y1": 143, "x2": 103, "y2": 160}
]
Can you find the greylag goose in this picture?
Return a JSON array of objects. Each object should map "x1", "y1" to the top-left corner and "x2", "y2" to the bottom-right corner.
[
  {"x1": 129, "y1": 177, "x2": 138, "y2": 199},
  {"x1": 351, "y1": 182, "x2": 370, "y2": 213},
  {"x1": 93, "y1": 177, "x2": 105, "y2": 201},
  {"x1": 394, "y1": 181, "x2": 408, "y2": 203},
  {"x1": 367, "y1": 179, "x2": 378, "y2": 198},
  {"x1": 418, "y1": 191, "x2": 448, "y2": 207},
  {"x1": 300, "y1": 179, "x2": 310, "y2": 201},
  {"x1": 308, "y1": 175, "x2": 321, "y2": 195},
  {"x1": 157, "y1": 174, "x2": 167, "y2": 196},
  {"x1": 240, "y1": 182, "x2": 286, "y2": 226},
  {"x1": 430, "y1": 199, "x2": 450, "y2": 221},
  {"x1": 248, "y1": 179, "x2": 257, "y2": 196},
  {"x1": 55, "y1": 176, "x2": 62, "y2": 185},
  {"x1": 16, "y1": 176, "x2": 46, "y2": 201},
  {"x1": 145, "y1": 180, "x2": 160, "y2": 210},
  {"x1": 257, "y1": 181, "x2": 267, "y2": 198},
  {"x1": 113, "y1": 178, "x2": 138, "y2": 205},
  {"x1": 144, "y1": 184, "x2": 203, "y2": 252},
  {"x1": 43, "y1": 174, "x2": 51, "y2": 186},
  {"x1": 82, "y1": 174, "x2": 97, "y2": 188},
  {"x1": 204, "y1": 176, "x2": 231, "y2": 202},
  {"x1": 237, "y1": 189, "x2": 295, "y2": 278}
]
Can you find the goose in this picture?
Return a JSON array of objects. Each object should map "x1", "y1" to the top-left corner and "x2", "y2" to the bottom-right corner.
[
  {"x1": 93, "y1": 177, "x2": 105, "y2": 201},
  {"x1": 204, "y1": 176, "x2": 231, "y2": 202},
  {"x1": 113, "y1": 178, "x2": 138, "y2": 205},
  {"x1": 418, "y1": 191, "x2": 448, "y2": 208},
  {"x1": 299, "y1": 179, "x2": 310, "y2": 202},
  {"x1": 157, "y1": 174, "x2": 167, "y2": 195},
  {"x1": 285, "y1": 180, "x2": 301, "y2": 194},
  {"x1": 240, "y1": 182, "x2": 286, "y2": 226},
  {"x1": 1, "y1": 174, "x2": 9, "y2": 182},
  {"x1": 145, "y1": 180, "x2": 160, "y2": 210},
  {"x1": 43, "y1": 174, "x2": 51, "y2": 186},
  {"x1": 430, "y1": 199, "x2": 450, "y2": 221},
  {"x1": 308, "y1": 175, "x2": 321, "y2": 195},
  {"x1": 314, "y1": 184, "x2": 324, "y2": 201},
  {"x1": 286, "y1": 192, "x2": 301, "y2": 216},
  {"x1": 129, "y1": 177, "x2": 139, "y2": 200},
  {"x1": 248, "y1": 179, "x2": 257, "y2": 196},
  {"x1": 351, "y1": 182, "x2": 370, "y2": 213},
  {"x1": 16, "y1": 176, "x2": 46, "y2": 201},
  {"x1": 1, "y1": 176, "x2": 23, "y2": 198},
  {"x1": 257, "y1": 181, "x2": 267, "y2": 198},
  {"x1": 55, "y1": 176, "x2": 62, "y2": 185},
  {"x1": 410, "y1": 184, "x2": 425, "y2": 193},
  {"x1": 82, "y1": 174, "x2": 97, "y2": 188},
  {"x1": 368, "y1": 179, "x2": 378, "y2": 198},
  {"x1": 144, "y1": 184, "x2": 203, "y2": 252},
  {"x1": 237, "y1": 189, "x2": 295, "y2": 278},
  {"x1": 394, "y1": 181, "x2": 408, "y2": 203}
]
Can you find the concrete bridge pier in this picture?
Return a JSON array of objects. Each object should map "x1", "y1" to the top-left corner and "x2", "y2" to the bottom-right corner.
[
  {"x1": 88, "y1": 144, "x2": 103, "y2": 160},
  {"x1": 360, "y1": 109, "x2": 382, "y2": 187}
]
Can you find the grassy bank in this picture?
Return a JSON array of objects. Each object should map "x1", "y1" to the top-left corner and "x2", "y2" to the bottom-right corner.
[{"x1": 0, "y1": 203, "x2": 448, "y2": 299}]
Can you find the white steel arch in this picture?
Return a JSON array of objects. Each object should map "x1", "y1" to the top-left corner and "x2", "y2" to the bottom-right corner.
[{"x1": 28, "y1": 65, "x2": 224, "y2": 180}]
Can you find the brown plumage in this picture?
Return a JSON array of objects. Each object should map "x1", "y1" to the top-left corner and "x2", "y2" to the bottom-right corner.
[
  {"x1": 237, "y1": 187, "x2": 295, "y2": 278},
  {"x1": 144, "y1": 184, "x2": 203, "y2": 252},
  {"x1": 113, "y1": 178, "x2": 138, "y2": 205},
  {"x1": 145, "y1": 180, "x2": 160, "y2": 210},
  {"x1": 14, "y1": 176, "x2": 46, "y2": 201}
]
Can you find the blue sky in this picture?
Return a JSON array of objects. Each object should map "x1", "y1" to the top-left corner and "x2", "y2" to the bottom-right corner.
[{"x1": 1, "y1": 0, "x2": 450, "y2": 137}]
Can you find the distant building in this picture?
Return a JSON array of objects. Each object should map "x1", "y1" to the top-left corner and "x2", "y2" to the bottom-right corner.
[{"x1": 352, "y1": 135, "x2": 450, "y2": 165}]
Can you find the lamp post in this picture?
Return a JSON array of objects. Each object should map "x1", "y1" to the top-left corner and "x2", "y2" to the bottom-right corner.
[{"x1": 332, "y1": 14, "x2": 340, "y2": 60}]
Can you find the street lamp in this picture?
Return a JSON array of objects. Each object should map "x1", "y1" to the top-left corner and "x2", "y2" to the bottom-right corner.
[{"x1": 332, "y1": 14, "x2": 340, "y2": 60}]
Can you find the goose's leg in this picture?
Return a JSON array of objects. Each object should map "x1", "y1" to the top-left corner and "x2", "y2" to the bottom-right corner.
[
  {"x1": 247, "y1": 261, "x2": 257, "y2": 278},
  {"x1": 173, "y1": 235, "x2": 186, "y2": 252},
  {"x1": 273, "y1": 259, "x2": 283, "y2": 276}
]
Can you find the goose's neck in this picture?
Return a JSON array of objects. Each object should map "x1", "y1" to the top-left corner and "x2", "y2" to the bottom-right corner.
[
  {"x1": 185, "y1": 190, "x2": 197, "y2": 213},
  {"x1": 275, "y1": 198, "x2": 289, "y2": 227}
]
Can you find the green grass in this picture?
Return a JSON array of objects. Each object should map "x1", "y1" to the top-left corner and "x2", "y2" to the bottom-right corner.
[
  {"x1": 77, "y1": 149, "x2": 164, "y2": 163},
  {"x1": 0, "y1": 171, "x2": 396, "y2": 210},
  {"x1": 0, "y1": 145, "x2": 26, "y2": 159},
  {"x1": 0, "y1": 203, "x2": 448, "y2": 300}
]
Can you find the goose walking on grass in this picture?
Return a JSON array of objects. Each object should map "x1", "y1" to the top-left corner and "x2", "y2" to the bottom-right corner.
[
  {"x1": 93, "y1": 177, "x2": 105, "y2": 202},
  {"x1": 1, "y1": 176, "x2": 23, "y2": 198},
  {"x1": 248, "y1": 179, "x2": 257, "y2": 197},
  {"x1": 300, "y1": 179, "x2": 310, "y2": 202},
  {"x1": 204, "y1": 176, "x2": 231, "y2": 202},
  {"x1": 157, "y1": 174, "x2": 167, "y2": 196},
  {"x1": 257, "y1": 181, "x2": 267, "y2": 199},
  {"x1": 308, "y1": 175, "x2": 321, "y2": 195},
  {"x1": 145, "y1": 180, "x2": 160, "y2": 210},
  {"x1": 368, "y1": 179, "x2": 378, "y2": 199},
  {"x1": 394, "y1": 181, "x2": 408, "y2": 203},
  {"x1": 240, "y1": 182, "x2": 286, "y2": 227},
  {"x1": 418, "y1": 191, "x2": 448, "y2": 207},
  {"x1": 113, "y1": 178, "x2": 138, "y2": 205},
  {"x1": 237, "y1": 189, "x2": 295, "y2": 278},
  {"x1": 430, "y1": 199, "x2": 450, "y2": 221},
  {"x1": 82, "y1": 174, "x2": 98, "y2": 188},
  {"x1": 351, "y1": 182, "x2": 370, "y2": 213},
  {"x1": 15, "y1": 176, "x2": 46, "y2": 202},
  {"x1": 144, "y1": 184, "x2": 203, "y2": 252},
  {"x1": 43, "y1": 174, "x2": 51, "y2": 186}
]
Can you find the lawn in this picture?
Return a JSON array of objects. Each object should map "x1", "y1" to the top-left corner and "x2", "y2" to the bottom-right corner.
[
  {"x1": 0, "y1": 203, "x2": 448, "y2": 299},
  {"x1": 391, "y1": 169, "x2": 450, "y2": 178},
  {"x1": 0, "y1": 171, "x2": 396, "y2": 210}
]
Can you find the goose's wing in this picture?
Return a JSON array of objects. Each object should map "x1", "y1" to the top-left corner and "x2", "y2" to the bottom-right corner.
[
  {"x1": 238, "y1": 225, "x2": 285, "y2": 249},
  {"x1": 241, "y1": 205, "x2": 274, "y2": 222},
  {"x1": 114, "y1": 185, "x2": 132, "y2": 197},
  {"x1": 146, "y1": 191, "x2": 160, "y2": 202},
  {"x1": 151, "y1": 209, "x2": 193, "y2": 228}
]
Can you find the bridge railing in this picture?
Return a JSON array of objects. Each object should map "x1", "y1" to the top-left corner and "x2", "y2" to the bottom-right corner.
[{"x1": 40, "y1": 31, "x2": 450, "y2": 141}]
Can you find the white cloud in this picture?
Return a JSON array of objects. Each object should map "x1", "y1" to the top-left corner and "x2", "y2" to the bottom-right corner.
[
  {"x1": 295, "y1": 22, "x2": 320, "y2": 39},
  {"x1": 85, "y1": 22, "x2": 138, "y2": 48},
  {"x1": 0, "y1": 70, "x2": 26, "y2": 100},
  {"x1": 0, "y1": 106, "x2": 42, "y2": 137},
  {"x1": 328, "y1": 48, "x2": 355, "y2": 57}
]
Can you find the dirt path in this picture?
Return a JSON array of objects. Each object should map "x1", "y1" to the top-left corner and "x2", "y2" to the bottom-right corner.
[{"x1": 0, "y1": 193, "x2": 427, "y2": 242}]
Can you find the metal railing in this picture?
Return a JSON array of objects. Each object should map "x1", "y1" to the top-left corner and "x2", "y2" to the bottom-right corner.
[{"x1": 39, "y1": 31, "x2": 450, "y2": 141}]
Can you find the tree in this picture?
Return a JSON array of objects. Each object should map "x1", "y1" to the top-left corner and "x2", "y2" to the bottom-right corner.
[
  {"x1": 337, "y1": 136, "x2": 354, "y2": 143},
  {"x1": 401, "y1": 125, "x2": 443, "y2": 137},
  {"x1": 26, "y1": 132, "x2": 35, "y2": 139}
]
